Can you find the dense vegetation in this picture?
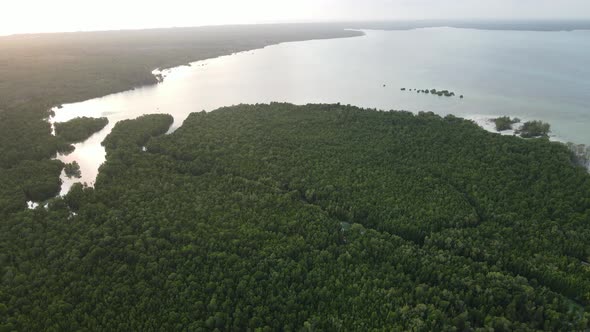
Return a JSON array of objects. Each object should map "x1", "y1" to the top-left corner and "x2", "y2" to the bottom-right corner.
[
  {"x1": 1, "y1": 104, "x2": 588, "y2": 330},
  {"x1": 54, "y1": 117, "x2": 109, "y2": 143},
  {"x1": 0, "y1": 105, "x2": 69, "y2": 213},
  {"x1": 488, "y1": 117, "x2": 554, "y2": 140},
  {"x1": 101, "y1": 114, "x2": 173, "y2": 152},
  {"x1": 1, "y1": 22, "x2": 589, "y2": 330},
  {"x1": 0, "y1": 106, "x2": 71, "y2": 168},
  {"x1": 493, "y1": 116, "x2": 520, "y2": 131},
  {"x1": 0, "y1": 159, "x2": 63, "y2": 214},
  {"x1": 0, "y1": 24, "x2": 360, "y2": 216},
  {"x1": 64, "y1": 161, "x2": 82, "y2": 179},
  {"x1": 518, "y1": 120, "x2": 551, "y2": 138}
]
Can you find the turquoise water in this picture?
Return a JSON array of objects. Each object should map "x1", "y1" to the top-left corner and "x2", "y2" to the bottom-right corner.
[{"x1": 53, "y1": 28, "x2": 590, "y2": 192}]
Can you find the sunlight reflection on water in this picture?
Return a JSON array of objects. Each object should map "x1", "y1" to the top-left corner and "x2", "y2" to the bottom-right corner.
[{"x1": 52, "y1": 28, "x2": 590, "y2": 195}]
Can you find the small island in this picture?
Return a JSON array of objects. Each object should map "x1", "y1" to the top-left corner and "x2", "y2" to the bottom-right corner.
[
  {"x1": 493, "y1": 116, "x2": 520, "y2": 131},
  {"x1": 430, "y1": 89, "x2": 455, "y2": 97},
  {"x1": 517, "y1": 120, "x2": 551, "y2": 138},
  {"x1": 491, "y1": 117, "x2": 551, "y2": 138},
  {"x1": 101, "y1": 114, "x2": 173, "y2": 151},
  {"x1": 401, "y1": 88, "x2": 461, "y2": 98},
  {"x1": 64, "y1": 161, "x2": 82, "y2": 178},
  {"x1": 55, "y1": 117, "x2": 109, "y2": 143}
]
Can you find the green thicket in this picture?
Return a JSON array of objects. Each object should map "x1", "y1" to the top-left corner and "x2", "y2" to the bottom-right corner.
[
  {"x1": 2, "y1": 104, "x2": 588, "y2": 331},
  {"x1": 0, "y1": 105, "x2": 70, "y2": 168},
  {"x1": 518, "y1": 120, "x2": 551, "y2": 138},
  {"x1": 54, "y1": 117, "x2": 109, "y2": 143},
  {"x1": 0, "y1": 105, "x2": 68, "y2": 213},
  {"x1": 101, "y1": 114, "x2": 173, "y2": 152},
  {"x1": 0, "y1": 159, "x2": 63, "y2": 214},
  {"x1": 493, "y1": 116, "x2": 520, "y2": 131},
  {"x1": 64, "y1": 161, "x2": 82, "y2": 179}
]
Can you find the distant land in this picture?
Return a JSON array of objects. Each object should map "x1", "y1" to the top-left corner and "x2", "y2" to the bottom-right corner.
[
  {"x1": 0, "y1": 24, "x2": 363, "y2": 109},
  {"x1": 343, "y1": 19, "x2": 590, "y2": 31},
  {"x1": 2, "y1": 20, "x2": 588, "y2": 109}
]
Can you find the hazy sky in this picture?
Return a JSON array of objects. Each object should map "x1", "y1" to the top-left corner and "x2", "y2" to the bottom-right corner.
[{"x1": 1, "y1": 0, "x2": 589, "y2": 35}]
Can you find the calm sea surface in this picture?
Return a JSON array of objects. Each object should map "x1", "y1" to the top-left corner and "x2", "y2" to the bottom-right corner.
[{"x1": 52, "y1": 28, "x2": 590, "y2": 194}]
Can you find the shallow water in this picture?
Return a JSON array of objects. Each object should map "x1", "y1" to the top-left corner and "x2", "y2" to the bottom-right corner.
[{"x1": 52, "y1": 28, "x2": 590, "y2": 194}]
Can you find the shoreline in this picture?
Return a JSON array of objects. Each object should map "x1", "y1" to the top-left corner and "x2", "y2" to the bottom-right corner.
[
  {"x1": 468, "y1": 115, "x2": 590, "y2": 171},
  {"x1": 45, "y1": 27, "x2": 590, "y2": 197},
  {"x1": 48, "y1": 31, "x2": 366, "y2": 196},
  {"x1": 50, "y1": 98, "x2": 590, "y2": 199}
]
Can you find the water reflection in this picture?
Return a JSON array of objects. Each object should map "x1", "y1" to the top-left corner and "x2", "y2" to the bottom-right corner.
[{"x1": 52, "y1": 28, "x2": 590, "y2": 194}]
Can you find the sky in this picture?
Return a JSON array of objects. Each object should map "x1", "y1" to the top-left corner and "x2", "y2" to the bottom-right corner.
[{"x1": 1, "y1": 0, "x2": 589, "y2": 35}]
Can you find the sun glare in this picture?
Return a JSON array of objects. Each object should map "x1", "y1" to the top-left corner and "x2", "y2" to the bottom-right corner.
[
  {"x1": 0, "y1": 0, "x2": 321, "y2": 35},
  {"x1": 2, "y1": 0, "x2": 590, "y2": 35}
]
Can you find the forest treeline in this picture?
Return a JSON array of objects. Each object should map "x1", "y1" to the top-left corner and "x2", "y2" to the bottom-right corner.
[
  {"x1": 0, "y1": 105, "x2": 69, "y2": 213},
  {"x1": 1, "y1": 104, "x2": 589, "y2": 331},
  {"x1": 101, "y1": 114, "x2": 173, "y2": 152},
  {"x1": 54, "y1": 117, "x2": 109, "y2": 143}
]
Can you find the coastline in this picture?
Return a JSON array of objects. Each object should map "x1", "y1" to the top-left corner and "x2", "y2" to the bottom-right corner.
[
  {"x1": 48, "y1": 30, "x2": 366, "y2": 196},
  {"x1": 51, "y1": 96, "x2": 590, "y2": 199},
  {"x1": 468, "y1": 115, "x2": 590, "y2": 171},
  {"x1": 45, "y1": 27, "x2": 590, "y2": 197}
]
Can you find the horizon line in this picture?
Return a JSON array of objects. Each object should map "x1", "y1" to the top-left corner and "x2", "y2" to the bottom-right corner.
[{"x1": 2, "y1": 18, "x2": 590, "y2": 37}]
